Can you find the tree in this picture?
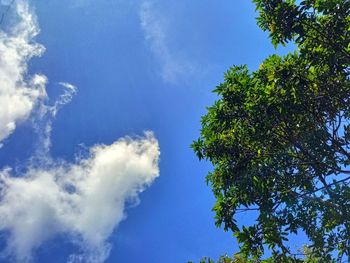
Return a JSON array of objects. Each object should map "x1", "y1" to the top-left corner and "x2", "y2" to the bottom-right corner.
[
  {"x1": 189, "y1": 254, "x2": 267, "y2": 263},
  {"x1": 188, "y1": 249, "x2": 324, "y2": 263},
  {"x1": 192, "y1": 0, "x2": 350, "y2": 261}
]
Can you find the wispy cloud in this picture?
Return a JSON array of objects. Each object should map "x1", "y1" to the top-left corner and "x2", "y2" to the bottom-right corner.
[
  {"x1": 31, "y1": 82, "x2": 77, "y2": 160},
  {"x1": 0, "y1": 2, "x2": 161, "y2": 263},
  {"x1": 139, "y1": 1, "x2": 196, "y2": 83}
]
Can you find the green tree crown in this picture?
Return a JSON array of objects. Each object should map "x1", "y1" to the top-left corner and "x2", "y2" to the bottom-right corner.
[{"x1": 193, "y1": 0, "x2": 350, "y2": 261}]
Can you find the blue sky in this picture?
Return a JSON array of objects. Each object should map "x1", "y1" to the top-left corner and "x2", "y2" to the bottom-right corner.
[{"x1": 0, "y1": 0, "x2": 295, "y2": 262}]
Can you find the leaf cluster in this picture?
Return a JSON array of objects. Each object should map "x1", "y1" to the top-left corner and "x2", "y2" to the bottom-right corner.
[
  {"x1": 188, "y1": 248, "x2": 326, "y2": 263},
  {"x1": 193, "y1": 0, "x2": 350, "y2": 261}
]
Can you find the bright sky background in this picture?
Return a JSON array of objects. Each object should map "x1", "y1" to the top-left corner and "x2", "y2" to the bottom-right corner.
[{"x1": 0, "y1": 0, "x2": 295, "y2": 262}]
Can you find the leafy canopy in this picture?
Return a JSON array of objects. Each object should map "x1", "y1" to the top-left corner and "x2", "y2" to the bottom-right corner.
[
  {"x1": 189, "y1": 249, "x2": 323, "y2": 263},
  {"x1": 193, "y1": 0, "x2": 350, "y2": 261}
]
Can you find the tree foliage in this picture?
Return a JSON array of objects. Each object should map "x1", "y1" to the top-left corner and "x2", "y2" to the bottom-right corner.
[
  {"x1": 189, "y1": 249, "x2": 324, "y2": 263},
  {"x1": 192, "y1": 0, "x2": 350, "y2": 261}
]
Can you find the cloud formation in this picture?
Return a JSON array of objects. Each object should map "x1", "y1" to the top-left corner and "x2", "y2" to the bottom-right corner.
[
  {"x1": 0, "y1": 2, "x2": 161, "y2": 263},
  {"x1": 0, "y1": 132, "x2": 160, "y2": 263},
  {"x1": 139, "y1": 1, "x2": 195, "y2": 83},
  {"x1": 0, "y1": 0, "x2": 46, "y2": 145}
]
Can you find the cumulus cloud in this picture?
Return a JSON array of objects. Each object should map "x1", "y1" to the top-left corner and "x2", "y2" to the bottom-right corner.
[
  {"x1": 0, "y1": 132, "x2": 160, "y2": 263},
  {"x1": 139, "y1": 1, "x2": 195, "y2": 83},
  {"x1": 0, "y1": 1, "x2": 161, "y2": 263},
  {"x1": 0, "y1": 0, "x2": 46, "y2": 145}
]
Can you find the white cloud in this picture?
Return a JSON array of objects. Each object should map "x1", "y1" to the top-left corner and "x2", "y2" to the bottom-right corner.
[
  {"x1": 0, "y1": 2, "x2": 161, "y2": 263},
  {"x1": 0, "y1": 132, "x2": 160, "y2": 263},
  {"x1": 0, "y1": 0, "x2": 47, "y2": 144},
  {"x1": 139, "y1": 1, "x2": 195, "y2": 83},
  {"x1": 31, "y1": 82, "x2": 77, "y2": 159},
  {"x1": 52, "y1": 82, "x2": 77, "y2": 116}
]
